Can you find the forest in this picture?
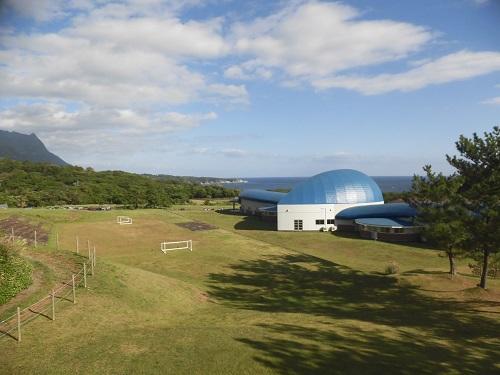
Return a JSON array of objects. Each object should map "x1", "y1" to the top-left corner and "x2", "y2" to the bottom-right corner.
[{"x1": 0, "y1": 159, "x2": 238, "y2": 208}]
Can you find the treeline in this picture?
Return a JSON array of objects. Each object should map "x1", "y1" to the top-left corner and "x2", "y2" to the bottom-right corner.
[
  {"x1": 383, "y1": 191, "x2": 410, "y2": 202},
  {"x1": 0, "y1": 159, "x2": 238, "y2": 208}
]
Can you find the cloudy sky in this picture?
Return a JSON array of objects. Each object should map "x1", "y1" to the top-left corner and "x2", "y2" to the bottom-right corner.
[{"x1": 0, "y1": 0, "x2": 499, "y2": 177}]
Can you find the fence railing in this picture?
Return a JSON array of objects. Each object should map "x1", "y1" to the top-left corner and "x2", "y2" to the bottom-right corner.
[{"x1": 0, "y1": 240, "x2": 97, "y2": 342}]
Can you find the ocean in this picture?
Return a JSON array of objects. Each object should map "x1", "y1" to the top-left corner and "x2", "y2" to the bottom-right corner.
[{"x1": 222, "y1": 176, "x2": 413, "y2": 193}]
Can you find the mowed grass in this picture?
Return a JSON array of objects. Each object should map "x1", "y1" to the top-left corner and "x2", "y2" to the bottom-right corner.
[{"x1": 0, "y1": 207, "x2": 499, "y2": 374}]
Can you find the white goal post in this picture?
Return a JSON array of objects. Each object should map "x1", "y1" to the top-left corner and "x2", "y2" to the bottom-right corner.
[
  {"x1": 161, "y1": 240, "x2": 193, "y2": 253},
  {"x1": 116, "y1": 216, "x2": 133, "y2": 225}
]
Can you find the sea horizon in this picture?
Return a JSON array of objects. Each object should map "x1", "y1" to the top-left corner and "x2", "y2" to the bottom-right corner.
[{"x1": 222, "y1": 176, "x2": 413, "y2": 193}]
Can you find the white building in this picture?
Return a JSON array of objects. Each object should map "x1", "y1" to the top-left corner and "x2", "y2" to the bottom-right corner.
[{"x1": 239, "y1": 169, "x2": 385, "y2": 231}]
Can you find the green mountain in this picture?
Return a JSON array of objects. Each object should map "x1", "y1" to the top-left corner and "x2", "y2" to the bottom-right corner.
[{"x1": 0, "y1": 130, "x2": 68, "y2": 166}]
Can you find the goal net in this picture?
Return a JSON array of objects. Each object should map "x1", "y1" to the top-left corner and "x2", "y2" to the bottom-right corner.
[
  {"x1": 116, "y1": 216, "x2": 133, "y2": 225},
  {"x1": 161, "y1": 240, "x2": 193, "y2": 253}
]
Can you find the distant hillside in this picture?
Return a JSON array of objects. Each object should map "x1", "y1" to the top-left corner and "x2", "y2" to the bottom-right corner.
[
  {"x1": 0, "y1": 159, "x2": 238, "y2": 208},
  {"x1": 145, "y1": 174, "x2": 245, "y2": 184},
  {"x1": 0, "y1": 130, "x2": 68, "y2": 166}
]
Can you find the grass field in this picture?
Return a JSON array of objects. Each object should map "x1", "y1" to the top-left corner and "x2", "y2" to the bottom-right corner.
[{"x1": 0, "y1": 207, "x2": 499, "y2": 374}]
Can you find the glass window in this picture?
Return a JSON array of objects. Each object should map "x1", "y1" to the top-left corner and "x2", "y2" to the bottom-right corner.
[
  {"x1": 327, "y1": 219, "x2": 335, "y2": 224},
  {"x1": 294, "y1": 220, "x2": 303, "y2": 231},
  {"x1": 315, "y1": 219, "x2": 325, "y2": 225}
]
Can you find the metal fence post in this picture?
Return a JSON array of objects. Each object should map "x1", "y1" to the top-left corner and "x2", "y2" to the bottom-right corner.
[
  {"x1": 93, "y1": 246, "x2": 96, "y2": 268},
  {"x1": 72, "y1": 274, "x2": 76, "y2": 304},
  {"x1": 76, "y1": 236, "x2": 79, "y2": 254},
  {"x1": 87, "y1": 240, "x2": 91, "y2": 259},
  {"x1": 83, "y1": 263, "x2": 87, "y2": 288},
  {"x1": 91, "y1": 254, "x2": 94, "y2": 276},
  {"x1": 51, "y1": 290, "x2": 55, "y2": 321},
  {"x1": 56, "y1": 232, "x2": 59, "y2": 250},
  {"x1": 17, "y1": 307, "x2": 21, "y2": 343},
  {"x1": 11, "y1": 227, "x2": 14, "y2": 244},
  {"x1": 34, "y1": 230, "x2": 37, "y2": 248}
]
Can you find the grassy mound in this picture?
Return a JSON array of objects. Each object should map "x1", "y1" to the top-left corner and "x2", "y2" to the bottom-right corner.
[{"x1": 0, "y1": 239, "x2": 33, "y2": 304}]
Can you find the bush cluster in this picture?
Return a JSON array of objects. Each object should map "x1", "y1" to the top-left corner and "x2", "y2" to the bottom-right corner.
[
  {"x1": 384, "y1": 261, "x2": 400, "y2": 275},
  {"x1": 0, "y1": 240, "x2": 33, "y2": 304}
]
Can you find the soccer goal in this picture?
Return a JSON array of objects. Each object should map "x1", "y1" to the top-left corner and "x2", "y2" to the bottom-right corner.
[
  {"x1": 161, "y1": 240, "x2": 193, "y2": 253},
  {"x1": 116, "y1": 216, "x2": 133, "y2": 225}
]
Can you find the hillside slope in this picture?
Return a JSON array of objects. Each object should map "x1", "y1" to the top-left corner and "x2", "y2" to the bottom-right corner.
[
  {"x1": 0, "y1": 159, "x2": 237, "y2": 207},
  {"x1": 0, "y1": 130, "x2": 68, "y2": 166}
]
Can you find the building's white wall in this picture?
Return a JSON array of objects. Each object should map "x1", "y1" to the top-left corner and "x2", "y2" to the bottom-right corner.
[
  {"x1": 277, "y1": 201, "x2": 383, "y2": 231},
  {"x1": 240, "y1": 198, "x2": 274, "y2": 215}
]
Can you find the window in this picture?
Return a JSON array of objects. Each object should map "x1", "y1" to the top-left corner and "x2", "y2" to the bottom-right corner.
[
  {"x1": 327, "y1": 219, "x2": 335, "y2": 224},
  {"x1": 315, "y1": 219, "x2": 325, "y2": 225},
  {"x1": 294, "y1": 220, "x2": 303, "y2": 231}
]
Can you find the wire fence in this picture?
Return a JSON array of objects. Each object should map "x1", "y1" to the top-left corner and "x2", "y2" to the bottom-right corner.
[{"x1": 0, "y1": 236, "x2": 97, "y2": 343}]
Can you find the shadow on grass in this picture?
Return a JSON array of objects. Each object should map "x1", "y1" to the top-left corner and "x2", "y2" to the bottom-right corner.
[
  {"x1": 216, "y1": 209, "x2": 245, "y2": 216},
  {"x1": 233, "y1": 215, "x2": 276, "y2": 231},
  {"x1": 208, "y1": 253, "x2": 500, "y2": 374},
  {"x1": 333, "y1": 231, "x2": 434, "y2": 250},
  {"x1": 402, "y1": 268, "x2": 448, "y2": 276}
]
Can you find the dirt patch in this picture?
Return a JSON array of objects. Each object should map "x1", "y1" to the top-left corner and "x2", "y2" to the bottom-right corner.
[
  {"x1": 176, "y1": 221, "x2": 217, "y2": 231},
  {"x1": 120, "y1": 343, "x2": 147, "y2": 355},
  {"x1": 198, "y1": 291, "x2": 210, "y2": 302},
  {"x1": 0, "y1": 217, "x2": 49, "y2": 245}
]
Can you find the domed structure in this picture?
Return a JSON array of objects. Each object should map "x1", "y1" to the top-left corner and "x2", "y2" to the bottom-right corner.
[
  {"x1": 279, "y1": 169, "x2": 383, "y2": 205},
  {"x1": 238, "y1": 169, "x2": 385, "y2": 231}
]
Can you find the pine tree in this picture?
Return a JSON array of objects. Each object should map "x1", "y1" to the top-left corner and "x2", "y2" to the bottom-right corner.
[
  {"x1": 446, "y1": 127, "x2": 500, "y2": 289},
  {"x1": 411, "y1": 166, "x2": 467, "y2": 276}
]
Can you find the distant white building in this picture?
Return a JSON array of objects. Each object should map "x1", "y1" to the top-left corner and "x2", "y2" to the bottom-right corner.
[
  {"x1": 0, "y1": 204, "x2": 8, "y2": 209},
  {"x1": 239, "y1": 169, "x2": 384, "y2": 231}
]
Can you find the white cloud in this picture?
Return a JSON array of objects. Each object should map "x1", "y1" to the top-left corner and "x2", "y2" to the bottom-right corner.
[
  {"x1": 0, "y1": 102, "x2": 216, "y2": 134},
  {"x1": 481, "y1": 97, "x2": 500, "y2": 105},
  {"x1": 224, "y1": 61, "x2": 273, "y2": 81},
  {"x1": 69, "y1": 13, "x2": 229, "y2": 58},
  {"x1": 224, "y1": 65, "x2": 248, "y2": 80},
  {"x1": 3, "y1": 0, "x2": 207, "y2": 22},
  {"x1": 231, "y1": 1, "x2": 433, "y2": 78},
  {"x1": 3, "y1": 0, "x2": 69, "y2": 22},
  {"x1": 220, "y1": 148, "x2": 247, "y2": 158},
  {"x1": 0, "y1": 101, "x2": 217, "y2": 159},
  {"x1": 206, "y1": 84, "x2": 249, "y2": 104},
  {"x1": 313, "y1": 50, "x2": 500, "y2": 94},
  {"x1": 227, "y1": 1, "x2": 500, "y2": 95},
  {"x1": 2, "y1": 0, "x2": 500, "y2": 171},
  {"x1": 0, "y1": 6, "x2": 241, "y2": 107},
  {"x1": 0, "y1": 0, "x2": 248, "y2": 165}
]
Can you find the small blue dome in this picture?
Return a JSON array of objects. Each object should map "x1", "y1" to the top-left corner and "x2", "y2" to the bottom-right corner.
[
  {"x1": 336, "y1": 203, "x2": 416, "y2": 220},
  {"x1": 278, "y1": 169, "x2": 383, "y2": 205},
  {"x1": 239, "y1": 189, "x2": 286, "y2": 204}
]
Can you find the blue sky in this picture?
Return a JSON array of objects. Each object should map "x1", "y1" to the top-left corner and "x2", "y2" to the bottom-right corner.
[{"x1": 0, "y1": 0, "x2": 499, "y2": 177}]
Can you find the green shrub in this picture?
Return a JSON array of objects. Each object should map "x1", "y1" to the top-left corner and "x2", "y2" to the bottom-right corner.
[
  {"x1": 0, "y1": 240, "x2": 33, "y2": 305},
  {"x1": 384, "y1": 261, "x2": 400, "y2": 275}
]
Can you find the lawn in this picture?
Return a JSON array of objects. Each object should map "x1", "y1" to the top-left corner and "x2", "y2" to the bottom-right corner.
[{"x1": 0, "y1": 207, "x2": 499, "y2": 374}]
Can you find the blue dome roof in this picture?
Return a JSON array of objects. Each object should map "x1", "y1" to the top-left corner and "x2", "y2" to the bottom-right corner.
[
  {"x1": 239, "y1": 189, "x2": 287, "y2": 204},
  {"x1": 336, "y1": 203, "x2": 416, "y2": 220},
  {"x1": 278, "y1": 169, "x2": 383, "y2": 205}
]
